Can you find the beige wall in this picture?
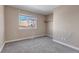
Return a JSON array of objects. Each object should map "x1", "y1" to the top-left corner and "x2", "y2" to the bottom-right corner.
[
  {"x1": 53, "y1": 5, "x2": 79, "y2": 48},
  {"x1": 5, "y1": 6, "x2": 46, "y2": 41},
  {"x1": 0, "y1": 6, "x2": 4, "y2": 50},
  {"x1": 46, "y1": 14, "x2": 53, "y2": 37}
]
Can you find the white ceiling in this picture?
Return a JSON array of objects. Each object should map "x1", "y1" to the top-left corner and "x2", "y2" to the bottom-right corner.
[{"x1": 9, "y1": 5, "x2": 59, "y2": 15}]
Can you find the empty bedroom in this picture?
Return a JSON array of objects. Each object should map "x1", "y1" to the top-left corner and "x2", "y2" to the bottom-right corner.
[{"x1": 0, "y1": 5, "x2": 79, "y2": 53}]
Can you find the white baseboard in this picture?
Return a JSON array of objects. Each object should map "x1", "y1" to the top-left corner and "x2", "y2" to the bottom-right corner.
[
  {"x1": 53, "y1": 39, "x2": 79, "y2": 51},
  {"x1": 5, "y1": 34, "x2": 45, "y2": 43},
  {"x1": 0, "y1": 42, "x2": 5, "y2": 52}
]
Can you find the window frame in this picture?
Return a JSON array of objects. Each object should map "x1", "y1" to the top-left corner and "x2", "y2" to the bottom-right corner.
[{"x1": 19, "y1": 13, "x2": 37, "y2": 30}]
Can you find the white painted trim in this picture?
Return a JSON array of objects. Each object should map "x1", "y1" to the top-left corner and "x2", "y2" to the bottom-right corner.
[
  {"x1": 0, "y1": 35, "x2": 45, "y2": 52},
  {"x1": 5, "y1": 34, "x2": 45, "y2": 43},
  {"x1": 0, "y1": 42, "x2": 5, "y2": 52},
  {"x1": 53, "y1": 39, "x2": 79, "y2": 51}
]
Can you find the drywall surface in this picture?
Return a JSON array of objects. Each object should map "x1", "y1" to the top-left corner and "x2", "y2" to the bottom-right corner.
[
  {"x1": 0, "y1": 6, "x2": 4, "y2": 51},
  {"x1": 5, "y1": 6, "x2": 46, "y2": 41},
  {"x1": 46, "y1": 14, "x2": 53, "y2": 38},
  {"x1": 53, "y1": 5, "x2": 79, "y2": 48}
]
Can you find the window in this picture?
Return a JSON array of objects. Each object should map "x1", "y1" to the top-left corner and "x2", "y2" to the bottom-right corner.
[{"x1": 19, "y1": 14, "x2": 37, "y2": 29}]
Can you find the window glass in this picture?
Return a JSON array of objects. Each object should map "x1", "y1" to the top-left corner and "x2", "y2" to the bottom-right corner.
[{"x1": 19, "y1": 14, "x2": 37, "y2": 29}]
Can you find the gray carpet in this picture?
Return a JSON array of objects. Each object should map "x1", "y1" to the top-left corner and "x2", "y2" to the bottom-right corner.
[{"x1": 1, "y1": 37, "x2": 79, "y2": 53}]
